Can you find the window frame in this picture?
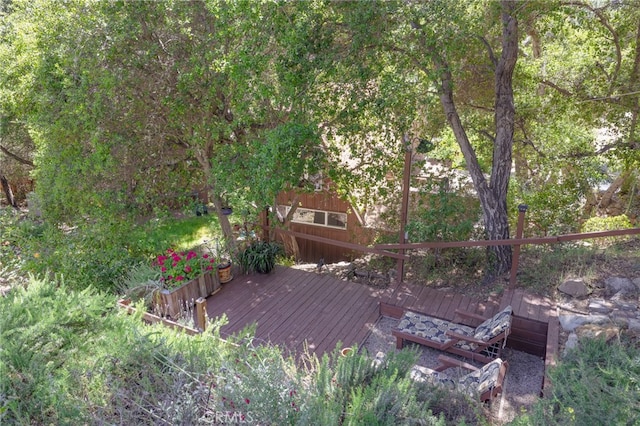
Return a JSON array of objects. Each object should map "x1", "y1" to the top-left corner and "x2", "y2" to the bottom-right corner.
[{"x1": 278, "y1": 205, "x2": 348, "y2": 230}]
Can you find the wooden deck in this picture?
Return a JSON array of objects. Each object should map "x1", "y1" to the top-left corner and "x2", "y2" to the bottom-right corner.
[
  {"x1": 205, "y1": 266, "x2": 388, "y2": 356},
  {"x1": 204, "y1": 267, "x2": 557, "y2": 354},
  {"x1": 205, "y1": 266, "x2": 558, "y2": 392}
]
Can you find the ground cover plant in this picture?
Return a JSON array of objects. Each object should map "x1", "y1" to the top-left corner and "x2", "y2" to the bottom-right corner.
[
  {"x1": 1, "y1": 275, "x2": 485, "y2": 425},
  {"x1": 0, "y1": 209, "x2": 222, "y2": 293},
  {"x1": 509, "y1": 335, "x2": 640, "y2": 425}
]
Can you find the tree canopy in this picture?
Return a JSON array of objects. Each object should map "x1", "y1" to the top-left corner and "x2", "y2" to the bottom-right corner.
[{"x1": 1, "y1": 0, "x2": 638, "y2": 274}]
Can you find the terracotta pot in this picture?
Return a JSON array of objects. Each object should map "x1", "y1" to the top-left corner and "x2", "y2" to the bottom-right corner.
[
  {"x1": 217, "y1": 262, "x2": 233, "y2": 283},
  {"x1": 341, "y1": 347, "x2": 353, "y2": 357}
]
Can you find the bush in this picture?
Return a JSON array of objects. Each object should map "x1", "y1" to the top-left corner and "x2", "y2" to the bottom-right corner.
[
  {"x1": 511, "y1": 336, "x2": 640, "y2": 425},
  {"x1": 237, "y1": 241, "x2": 284, "y2": 274},
  {"x1": 581, "y1": 214, "x2": 633, "y2": 247},
  {"x1": 0, "y1": 276, "x2": 229, "y2": 424}
]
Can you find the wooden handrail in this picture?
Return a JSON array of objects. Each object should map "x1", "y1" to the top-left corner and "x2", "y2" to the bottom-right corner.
[
  {"x1": 272, "y1": 227, "x2": 410, "y2": 260},
  {"x1": 374, "y1": 227, "x2": 640, "y2": 250}
]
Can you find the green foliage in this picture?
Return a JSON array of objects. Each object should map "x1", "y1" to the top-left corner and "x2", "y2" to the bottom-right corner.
[
  {"x1": 0, "y1": 209, "x2": 26, "y2": 281},
  {"x1": 296, "y1": 347, "x2": 481, "y2": 425},
  {"x1": 15, "y1": 219, "x2": 146, "y2": 293},
  {"x1": 407, "y1": 189, "x2": 480, "y2": 243},
  {"x1": 516, "y1": 244, "x2": 600, "y2": 293},
  {"x1": 117, "y1": 262, "x2": 163, "y2": 309},
  {"x1": 0, "y1": 275, "x2": 228, "y2": 424},
  {"x1": 581, "y1": 214, "x2": 633, "y2": 248},
  {"x1": 0, "y1": 276, "x2": 485, "y2": 425},
  {"x1": 511, "y1": 337, "x2": 640, "y2": 425},
  {"x1": 1, "y1": 276, "x2": 117, "y2": 423},
  {"x1": 7, "y1": 212, "x2": 221, "y2": 294},
  {"x1": 237, "y1": 240, "x2": 284, "y2": 274}
]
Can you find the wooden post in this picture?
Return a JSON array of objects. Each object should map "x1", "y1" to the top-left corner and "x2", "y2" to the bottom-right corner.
[
  {"x1": 195, "y1": 297, "x2": 207, "y2": 332},
  {"x1": 509, "y1": 204, "x2": 528, "y2": 288},
  {"x1": 396, "y1": 139, "x2": 412, "y2": 283}
]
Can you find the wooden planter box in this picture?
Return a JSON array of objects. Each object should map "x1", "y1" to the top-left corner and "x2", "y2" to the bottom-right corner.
[
  {"x1": 154, "y1": 271, "x2": 221, "y2": 319},
  {"x1": 117, "y1": 298, "x2": 203, "y2": 335}
]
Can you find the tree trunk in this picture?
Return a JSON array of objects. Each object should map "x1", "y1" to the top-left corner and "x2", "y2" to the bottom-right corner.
[
  {"x1": 432, "y1": 1, "x2": 518, "y2": 277},
  {"x1": 1, "y1": 174, "x2": 17, "y2": 209},
  {"x1": 488, "y1": 0, "x2": 518, "y2": 275},
  {"x1": 272, "y1": 193, "x2": 301, "y2": 260}
]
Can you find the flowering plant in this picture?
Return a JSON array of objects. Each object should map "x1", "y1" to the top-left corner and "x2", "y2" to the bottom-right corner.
[{"x1": 155, "y1": 248, "x2": 216, "y2": 289}]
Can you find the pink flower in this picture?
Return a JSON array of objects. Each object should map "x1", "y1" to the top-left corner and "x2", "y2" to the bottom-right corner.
[
  {"x1": 184, "y1": 265, "x2": 192, "y2": 273},
  {"x1": 161, "y1": 266, "x2": 167, "y2": 272},
  {"x1": 176, "y1": 276, "x2": 185, "y2": 281},
  {"x1": 203, "y1": 254, "x2": 209, "y2": 259},
  {"x1": 186, "y1": 251, "x2": 197, "y2": 260},
  {"x1": 245, "y1": 398, "x2": 250, "y2": 404}
]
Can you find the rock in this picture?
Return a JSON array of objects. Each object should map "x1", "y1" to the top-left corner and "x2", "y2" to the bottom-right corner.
[
  {"x1": 611, "y1": 311, "x2": 636, "y2": 324},
  {"x1": 612, "y1": 299, "x2": 638, "y2": 311},
  {"x1": 563, "y1": 333, "x2": 579, "y2": 357},
  {"x1": 559, "y1": 313, "x2": 609, "y2": 332},
  {"x1": 633, "y1": 277, "x2": 640, "y2": 289},
  {"x1": 588, "y1": 299, "x2": 614, "y2": 314},
  {"x1": 605, "y1": 276, "x2": 637, "y2": 296},
  {"x1": 575, "y1": 323, "x2": 620, "y2": 343},
  {"x1": 628, "y1": 319, "x2": 640, "y2": 334},
  {"x1": 558, "y1": 278, "x2": 591, "y2": 298}
]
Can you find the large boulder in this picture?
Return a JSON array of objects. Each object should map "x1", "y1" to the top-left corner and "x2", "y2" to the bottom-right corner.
[
  {"x1": 558, "y1": 278, "x2": 590, "y2": 298},
  {"x1": 605, "y1": 276, "x2": 637, "y2": 296}
]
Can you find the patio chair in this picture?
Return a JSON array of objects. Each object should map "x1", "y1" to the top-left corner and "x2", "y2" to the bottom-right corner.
[
  {"x1": 410, "y1": 355, "x2": 509, "y2": 402},
  {"x1": 392, "y1": 305, "x2": 512, "y2": 364}
]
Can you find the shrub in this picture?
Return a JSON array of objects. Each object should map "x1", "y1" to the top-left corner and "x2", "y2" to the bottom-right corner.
[
  {"x1": 237, "y1": 241, "x2": 284, "y2": 274},
  {"x1": 511, "y1": 336, "x2": 640, "y2": 425},
  {"x1": 581, "y1": 214, "x2": 633, "y2": 247},
  {"x1": 0, "y1": 275, "x2": 229, "y2": 424}
]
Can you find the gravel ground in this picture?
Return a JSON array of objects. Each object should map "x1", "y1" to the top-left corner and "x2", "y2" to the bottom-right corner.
[{"x1": 363, "y1": 316, "x2": 544, "y2": 424}]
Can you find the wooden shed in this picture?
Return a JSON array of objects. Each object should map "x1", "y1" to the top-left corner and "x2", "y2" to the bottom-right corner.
[{"x1": 276, "y1": 187, "x2": 374, "y2": 264}]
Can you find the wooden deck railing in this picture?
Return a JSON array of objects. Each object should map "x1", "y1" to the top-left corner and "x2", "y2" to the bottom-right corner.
[{"x1": 258, "y1": 206, "x2": 639, "y2": 285}]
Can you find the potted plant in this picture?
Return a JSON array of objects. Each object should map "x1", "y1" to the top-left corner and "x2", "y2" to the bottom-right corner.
[
  {"x1": 237, "y1": 240, "x2": 284, "y2": 274},
  {"x1": 153, "y1": 248, "x2": 221, "y2": 318},
  {"x1": 206, "y1": 238, "x2": 234, "y2": 284}
]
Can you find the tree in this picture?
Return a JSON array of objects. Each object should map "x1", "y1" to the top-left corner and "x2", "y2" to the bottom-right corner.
[
  {"x1": 328, "y1": 1, "x2": 523, "y2": 276},
  {"x1": 0, "y1": 0, "x2": 327, "y2": 248}
]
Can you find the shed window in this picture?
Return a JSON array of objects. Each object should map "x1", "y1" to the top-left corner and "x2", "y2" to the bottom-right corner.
[{"x1": 278, "y1": 206, "x2": 347, "y2": 230}]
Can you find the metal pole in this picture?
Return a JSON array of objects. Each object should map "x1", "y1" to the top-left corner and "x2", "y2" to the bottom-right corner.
[{"x1": 509, "y1": 204, "x2": 528, "y2": 288}]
